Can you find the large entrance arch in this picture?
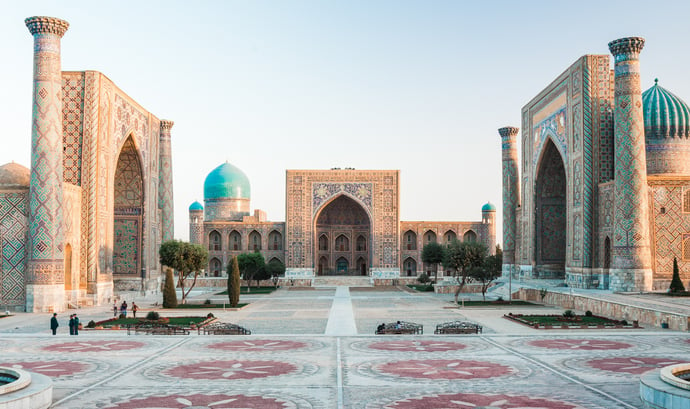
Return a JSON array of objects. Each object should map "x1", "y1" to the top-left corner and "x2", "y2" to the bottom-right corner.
[
  {"x1": 314, "y1": 195, "x2": 370, "y2": 276},
  {"x1": 535, "y1": 139, "x2": 566, "y2": 277},
  {"x1": 113, "y1": 136, "x2": 144, "y2": 278}
]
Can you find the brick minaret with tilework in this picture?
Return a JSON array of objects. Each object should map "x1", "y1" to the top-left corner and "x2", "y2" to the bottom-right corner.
[
  {"x1": 159, "y1": 120, "x2": 174, "y2": 242},
  {"x1": 25, "y1": 16, "x2": 69, "y2": 312},
  {"x1": 499, "y1": 126, "x2": 520, "y2": 275},
  {"x1": 608, "y1": 37, "x2": 653, "y2": 291}
]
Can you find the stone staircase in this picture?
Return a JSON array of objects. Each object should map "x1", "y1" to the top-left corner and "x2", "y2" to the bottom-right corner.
[{"x1": 312, "y1": 276, "x2": 372, "y2": 287}]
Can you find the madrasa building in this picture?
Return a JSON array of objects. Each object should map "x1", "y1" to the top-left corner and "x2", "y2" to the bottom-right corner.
[
  {"x1": 189, "y1": 165, "x2": 496, "y2": 282},
  {"x1": 0, "y1": 17, "x2": 173, "y2": 312},
  {"x1": 501, "y1": 36, "x2": 690, "y2": 292}
]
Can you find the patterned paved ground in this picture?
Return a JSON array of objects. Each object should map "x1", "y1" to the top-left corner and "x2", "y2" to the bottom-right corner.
[{"x1": 1, "y1": 287, "x2": 688, "y2": 408}]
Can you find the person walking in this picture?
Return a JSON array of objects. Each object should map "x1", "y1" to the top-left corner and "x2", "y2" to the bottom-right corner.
[
  {"x1": 132, "y1": 302, "x2": 138, "y2": 319},
  {"x1": 50, "y1": 313, "x2": 59, "y2": 335},
  {"x1": 73, "y1": 314, "x2": 79, "y2": 335},
  {"x1": 68, "y1": 314, "x2": 75, "y2": 335},
  {"x1": 120, "y1": 300, "x2": 127, "y2": 318}
]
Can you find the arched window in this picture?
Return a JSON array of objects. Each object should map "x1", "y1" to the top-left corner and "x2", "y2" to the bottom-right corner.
[
  {"x1": 210, "y1": 258, "x2": 222, "y2": 277},
  {"x1": 357, "y1": 257, "x2": 367, "y2": 275},
  {"x1": 683, "y1": 233, "x2": 690, "y2": 261},
  {"x1": 463, "y1": 230, "x2": 477, "y2": 242},
  {"x1": 404, "y1": 230, "x2": 417, "y2": 250},
  {"x1": 425, "y1": 230, "x2": 437, "y2": 244},
  {"x1": 268, "y1": 230, "x2": 282, "y2": 250},
  {"x1": 403, "y1": 257, "x2": 417, "y2": 277},
  {"x1": 356, "y1": 235, "x2": 367, "y2": 251},
  {"x1": 336, "y1": 257, "x2": 349, "y2": 273},
  {"x1": 318, "y1": 256, "x2": 328, "y2": 275},
  {"x1": 209, "y1": 231, "x2": 221, "y2": 251},
  {"x1": 335, "y1": 235, "x2": 349, "y2": 251},
  {"x1": 444, "y1": 230, "x2": 456, "y2": 244},
  {"x1": 229, "y1": 230, "x2": 242, "y2": 251},
  {"x1": 249, "y1": 231, "x2": 262, "y2": 251},
  {"x1": 319, "y1": 234, "x2": 329, "y2": 251}
]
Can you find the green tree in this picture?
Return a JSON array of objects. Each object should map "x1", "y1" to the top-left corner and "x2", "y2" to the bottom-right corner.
[
  {"x1": 159, "y1": 240, "x2": 209, "y2": 304},
  {"x1": 265, "y1": 259, "x2": 286, "y2": 286},
  {"x1": 237, "y1": 252, "x2": 266, "y2": 292},
  {"x1": 227, "y1": 256, "x2": 241, "y2": 307},
  {"x1": 443, "y1": 240, "x2": 488, "y2": 304},
  {"x1": 162, "y1": 265, "x2": 178, "y2": 308},
  {"x1": 421, "y1": 241, "x2": 444, "y2": 283},
  {"x1": 670, "y1": 257, "x2": 686, "y2": 293},
  {"x1": 470, "y1": 249, "x2": 503, "y2": 301}
]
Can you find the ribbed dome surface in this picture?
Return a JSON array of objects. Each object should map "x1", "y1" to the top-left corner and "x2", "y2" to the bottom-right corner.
[
  {"x1": 643, "y1": 79, "x2": 690, "y2": 139},
  {"x1": 203, "y1": 162, "x2": 251, "y2": 200},
  {"x1": 0, "y1": 162, "x2": 30, "y2": 189},
  {"x1": 189, "y1": 201, "x2": 203, "y2": 211}
]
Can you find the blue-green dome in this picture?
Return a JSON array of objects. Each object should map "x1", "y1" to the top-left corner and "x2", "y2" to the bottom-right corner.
[
  {"x1": 189, "y1": 201, "x2": 203, "y2": 211},
  {"x1": 482, "y1": 202, "x2": 496, "y2": 212},
  {"x1": 203, "y1": 162, "x2": 251, "y2": 200},
  {"x1": 643, "y1": 79, "x2": 690, "y2": 139}
]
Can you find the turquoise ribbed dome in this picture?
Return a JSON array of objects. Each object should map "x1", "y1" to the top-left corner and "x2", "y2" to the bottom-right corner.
[
  {"x1": 189, "y1": 201, "x2": 203, "y2": 211},
  {"x1": 203, "y1": 162, "x2": 251, "y2": 200},
  {"x1": 482, "y1": 202, "x2": 496, "y2": 212},
  {"x1": 643, "y1": 79, "x2": 690, "y2": 139}
]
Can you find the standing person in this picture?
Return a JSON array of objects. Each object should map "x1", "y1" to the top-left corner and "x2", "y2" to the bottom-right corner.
[
  {"x1": 73, "y1": 314, "x2": 79, "y2": 335},
  {"x1": 121, "y1": 301, "x2": 127, "y2": 318},
  {"x1": 50, "y1": 313, "x2": 59, "y2": 335},
  {"x1": 68, "y1": 314, "x2": 75, "y2": 335},
  {"x1": 131, "y1": 302, "x2": 138, "y2": 319},
  {"x1": 113, "y1": 302, "x2": 118, "y2": 317}
]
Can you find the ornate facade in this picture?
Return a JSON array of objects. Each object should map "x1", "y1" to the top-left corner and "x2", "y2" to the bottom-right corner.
[
  {"x1": 0, "y1": 16, "x2": 173, "y2": 312},
  {"x1": 191, "y1": 167, "x2": 495, "y2": 281},
  {"x1": 502, "y1": 36, "x2": 690, "y2": 291}
]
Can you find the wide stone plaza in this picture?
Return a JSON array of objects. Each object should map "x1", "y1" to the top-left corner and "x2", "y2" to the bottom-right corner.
[{"x1": 1, "y1": 284, "x2": 688, "y2": 408}]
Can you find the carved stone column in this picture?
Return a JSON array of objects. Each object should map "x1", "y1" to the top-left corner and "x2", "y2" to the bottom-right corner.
[
  {"x1": 499, "y1": 126, "x2": 520, "y2": 273},
  {"x1": 158, "y1": 120, "x2": 174, "y2": 242},
  {"x1": 24, "y1": 16, "x2": 69, "y2": 312},
  {"x1": 608, "y1": 37, "x2": 653, "y2": 291}
]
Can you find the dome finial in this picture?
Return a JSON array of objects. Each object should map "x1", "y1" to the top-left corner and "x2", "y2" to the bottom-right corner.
[{"x1": 655, "y1": 78, "x2": 659, "y2": 85}]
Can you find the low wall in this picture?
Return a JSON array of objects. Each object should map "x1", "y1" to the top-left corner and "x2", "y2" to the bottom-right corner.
[
  {"x1": 434, "y1": 283, "x2": 494, "y2": 294},
  {"x1": 516, "y1": 288, "x2": 689, "y2": 331}
]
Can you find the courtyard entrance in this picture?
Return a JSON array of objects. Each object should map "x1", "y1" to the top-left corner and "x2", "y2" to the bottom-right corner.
[{"x1": 535, "y1": 139, "x2": 566, "y2": 277}]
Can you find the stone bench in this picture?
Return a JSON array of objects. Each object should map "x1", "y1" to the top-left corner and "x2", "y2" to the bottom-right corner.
[
  {"x1": 375, "y1": 321, "x2": 423, "y2": 335},
  {"x1": 199, "y1": 322, "x2": 251, "y2": 335},
  {"x1": 434, "y1": 321, "x2": 482, "y2": 334},
  {"x1": 130, "y1": 324, "x2": 190, "y2": 335}
]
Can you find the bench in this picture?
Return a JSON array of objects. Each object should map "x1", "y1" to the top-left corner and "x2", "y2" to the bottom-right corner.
[
  {"x1": 434, "y1": 321, "x2": 482, "y2": 334},
  {"x1": 199, "y1": 322, "x2": 251, "y2": 335},
  {"x1": 129, "y1": 324, "x2": 190, "y2": 335},
  {"x1": 375, "y1": 321, "x2": 423, "y2": 335}
]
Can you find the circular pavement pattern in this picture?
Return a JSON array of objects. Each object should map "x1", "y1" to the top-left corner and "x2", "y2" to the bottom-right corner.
[
  {"x1": 42, "y1": 340, "x2": 145, "y2": 353},
  {"x1": 102, "y1": 393, "x2": 296, "y2": 408},
  {"x1": 366, "y1": 340, "x2": 467, "y2": 352},
  {"x1": 586, "y1": 357, "x2": 685, "y2": 374},
  {"x1": 376, "y1": 393, "x2": 582, "y2": 408},
  {"x1": 0, "y1": 360, "x2": 91, "y2": 377},
  {"x1": 376, "y1": 359, "x2": 514, "y2": 380},
  {"x1": 207, "y1": 339, "x2": 309, "y2": 352},
  {"x1": 163, "y1": 360, "x2": 297, "y2": 380},
  {"x1": 528, "y1": 339, "x2": 633, "y2": 350}
]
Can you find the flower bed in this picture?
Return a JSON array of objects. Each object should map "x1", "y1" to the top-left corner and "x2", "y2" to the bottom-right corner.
[{"x1": 504, "y1": 313, "x2": 640, "y2": 329}]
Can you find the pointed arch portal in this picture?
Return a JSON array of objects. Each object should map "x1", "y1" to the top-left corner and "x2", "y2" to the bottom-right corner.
[
  {"x1": 113, "y1": 136, "x2": 144, "y2": 277},
  {"x1": 314, "y1": 195, "x2": 370, "y2": 275},
  {"x1": 535, "y1": 139, "x2": 566, "y2": 276}
]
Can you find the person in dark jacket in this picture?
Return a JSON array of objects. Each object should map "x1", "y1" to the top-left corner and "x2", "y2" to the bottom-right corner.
[
  {"x1": 73, "y1": 314, "x2": 80, "y2": 335},
  {"x1": 68, "y1": 314, "x2": 75, "y2": 335},
  {"x1": 50, "y1": 313, "x2": 59, "y2": 335}
]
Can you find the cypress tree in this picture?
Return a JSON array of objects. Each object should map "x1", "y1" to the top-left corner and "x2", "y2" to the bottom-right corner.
[
  {"x1": 228, "y1": 256, "x2": 241, "y2": 307},
  {"x1": 162, "y1": 267, "x2": 178, "y2": 308},
  {"x1": 670, "y1": 257, "x2": 686, "y2": 293}
]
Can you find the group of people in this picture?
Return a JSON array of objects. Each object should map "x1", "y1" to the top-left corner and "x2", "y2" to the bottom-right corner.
[
  {"x1": 49, "y1": 313, "x2": 80, "y2": 335},
  {"x1": 113, "y1": 300, "x2": 138, "y2": 318}
]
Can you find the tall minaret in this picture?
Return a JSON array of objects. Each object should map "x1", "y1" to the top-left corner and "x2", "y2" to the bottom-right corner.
[
  {"x1": 189, "y1": 202, "x2": 204, "y2": 245},
  {"x1": 499, "y1": 126, "x2": 520, "y2": 275},
  {"x1": 25, "y1": 16, "x2": 69, "y2": 312},
  {"x1": 608, "y1": 37, "x2": 653, "y2": 291},
  {"x1": 159, "y1": 120, "x2": 174, "y2": 242}
]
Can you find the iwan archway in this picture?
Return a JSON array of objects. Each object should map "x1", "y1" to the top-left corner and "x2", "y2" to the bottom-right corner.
[
  {"x1": 113, "y1": 136, "x2": 144, "y2": 281},
  {"x1": 314, "y1": 195, "x2": 371, "y2": 276},
  {"x1": 535, "y1": 139, "x2": 566, "y2": 278}
]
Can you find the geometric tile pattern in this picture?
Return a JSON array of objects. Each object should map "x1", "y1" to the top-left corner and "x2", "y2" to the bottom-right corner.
[
  {"x1": 113, "y1": 218, "x2": 139, "y2": 275},
  {"x1": 158, "y1": 120, "x2": 174, "y2": 242},
  {"x1": 500, "y1": 126, "x2": 519, "y2": 266},
  {"x1": 61, "y1": 73, "x2": 84, "y2": 186},
  {"x1": 0, "y1": 192, "x2": 28, "y2": 307}
]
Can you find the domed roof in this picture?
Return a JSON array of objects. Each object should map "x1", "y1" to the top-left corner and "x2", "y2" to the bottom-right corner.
[
  {"x1": 189, "y1": 201, "x2": 203, "y2": 211},
  {"x1": 642, "y1": 79, "x2": 690, "y2": 139},
  {"x1": 203, "y1": 162, "x2": 251, "y2": 200},
  {"x1": 0, "y1": 162, "x2": 30, "y2": 189},
  {"x1": 482, "y1": 202, "x2": 496, "y2": 212}
]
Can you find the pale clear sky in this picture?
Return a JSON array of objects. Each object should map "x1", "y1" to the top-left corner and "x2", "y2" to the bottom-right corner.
[{"x1": 2, "y1": 1, "x2": 690, "y2": 242}]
